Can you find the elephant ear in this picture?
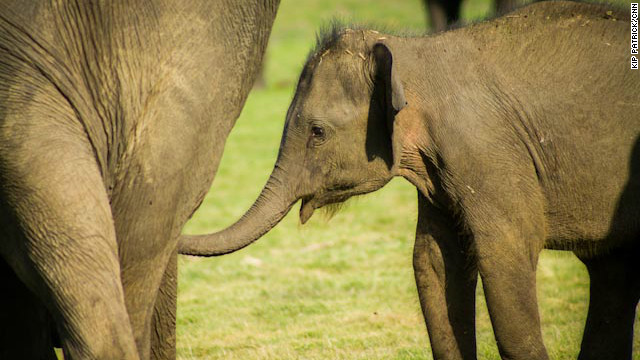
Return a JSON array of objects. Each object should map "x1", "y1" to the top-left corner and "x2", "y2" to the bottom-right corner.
[{"x1": 372, "y1": 42, "x2": 407, "y2": 132}]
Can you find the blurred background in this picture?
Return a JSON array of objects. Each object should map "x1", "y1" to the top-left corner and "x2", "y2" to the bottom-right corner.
[{"x1": 179, "y1": 0, "x2": 636, "y2": 359}]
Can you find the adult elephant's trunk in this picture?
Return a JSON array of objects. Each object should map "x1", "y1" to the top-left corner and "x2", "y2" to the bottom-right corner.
[{"x1": 179, "y1": 165, "x2": 297, "y2": 256}]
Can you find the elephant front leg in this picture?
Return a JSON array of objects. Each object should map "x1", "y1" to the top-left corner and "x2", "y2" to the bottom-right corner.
[
  {"x1": 414, "y1": 194, "x2": 478, "y2": 360},
  {"x1": 474, "y1": 229, "x2": 548, "y2": 360}
]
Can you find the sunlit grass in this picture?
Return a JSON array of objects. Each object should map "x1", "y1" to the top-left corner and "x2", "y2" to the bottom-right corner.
[{"x1": 178, "y1": 0, "x2": 637, "y2": 359}]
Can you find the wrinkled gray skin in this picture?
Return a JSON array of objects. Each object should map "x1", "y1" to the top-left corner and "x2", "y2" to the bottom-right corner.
[
  {"x1": 180, "y1": 2, "x2": 639, "y2": 359},
  {"x1": 0, "y1": 1, "x2": 278, "y2": 359},
  {"x1": 423, "y1": 0, "x2": 517, "y2": 31}
]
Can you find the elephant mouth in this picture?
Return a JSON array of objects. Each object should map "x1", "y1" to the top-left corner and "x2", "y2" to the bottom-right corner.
[
  {"x1": 299, "y1": 191, "x2": 351, "y2": 224},
  {"x1": 299, "y1": 197, "x2": 316, "y2": 224},
  {"x1": 298, "y1": 178, "x2": 392, "y2": 224}
]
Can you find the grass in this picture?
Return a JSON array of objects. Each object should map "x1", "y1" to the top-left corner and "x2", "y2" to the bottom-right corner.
[{"x1": 178, "y1": 0, "x2": 638, "y2": 359}]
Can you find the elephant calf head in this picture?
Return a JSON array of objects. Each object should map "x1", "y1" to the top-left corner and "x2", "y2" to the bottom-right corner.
[
  {"x1": 179, "y1": 27, "x2": 408, "y2": 255},
  {"x1": 285, "y1": 28, "x2": 408, "y2": 223}
]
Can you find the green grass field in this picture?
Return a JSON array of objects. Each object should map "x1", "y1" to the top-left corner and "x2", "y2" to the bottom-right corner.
[{"x1": 178, "y1": 1, "x2": 638, "y2": 359}]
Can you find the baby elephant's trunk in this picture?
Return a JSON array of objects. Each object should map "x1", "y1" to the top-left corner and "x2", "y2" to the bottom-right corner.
[{"x1": 179, "y1": 165, "x2": 296, "y2": 256}]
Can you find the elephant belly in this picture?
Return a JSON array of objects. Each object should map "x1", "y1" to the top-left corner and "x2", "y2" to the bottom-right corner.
[{"x1": 542, "y1": 177, "x2": 640, "y2": 254}]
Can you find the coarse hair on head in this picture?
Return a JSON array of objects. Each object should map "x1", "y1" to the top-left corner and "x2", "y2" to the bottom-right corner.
[
  {"x1": 305, "y1": 20, "x2": 366, "y2": 65},
  {"x1": 305, "y1": 19, "x2": 422, "y2": 65}
]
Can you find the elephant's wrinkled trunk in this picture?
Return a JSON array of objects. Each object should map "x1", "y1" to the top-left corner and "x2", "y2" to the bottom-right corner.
[{"x1": 178, "y1": 165, "x2": 297, "y2": 256}]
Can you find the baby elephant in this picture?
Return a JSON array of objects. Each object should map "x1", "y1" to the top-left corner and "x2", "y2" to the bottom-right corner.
[{"x1": 181, "y1": 1, "x2": 639, "y2": 359}]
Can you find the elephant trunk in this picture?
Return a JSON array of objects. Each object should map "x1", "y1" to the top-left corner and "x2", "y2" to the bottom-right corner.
[{"x1": 178, "y1": 164, "x2": 297, "y2": 256}]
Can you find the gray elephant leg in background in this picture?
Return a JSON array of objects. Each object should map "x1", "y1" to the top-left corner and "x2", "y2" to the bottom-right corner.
[
  {"x1": 423, "y1": 0, "x2": 462, "y2": 32},
  {"x1": 576, "y1": 246, "x2": 640, "y2": 360},
  {"x1": 423, "y1": 0, "x2": 519, "y2": 32},
  {"x1": 0, "y1": 258, "x2": 57, "y2": 360},
  {"x1": 151, "y1": 251, "x2": 178, "y2": 360},
  {"x1": 495, "y1": 0, "x2": 518, "y2": 14},
  {"x1": 414, "y1": 193, "x2": 478, "y2": 360}
]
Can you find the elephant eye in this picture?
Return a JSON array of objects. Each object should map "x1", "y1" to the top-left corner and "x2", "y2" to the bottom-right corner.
[{"x1": 311, "y1": 125, "x2": 325, "y2": 138}]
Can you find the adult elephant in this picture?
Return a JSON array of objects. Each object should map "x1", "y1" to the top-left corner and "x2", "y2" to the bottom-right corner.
[{"x1": 0, "y1": 1, "x2": 279, "y2": 359}]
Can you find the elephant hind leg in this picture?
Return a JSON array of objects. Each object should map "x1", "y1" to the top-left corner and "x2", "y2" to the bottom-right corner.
[
  {"x1": 0, "y1": 132, "x2": 139, "y2": 359},
  {"x1": 150, "y1": 251, "x2": 177, "y2": 360},
  {"x1": 577, "y1": 245, "x2": 640, "y2": 360}
]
